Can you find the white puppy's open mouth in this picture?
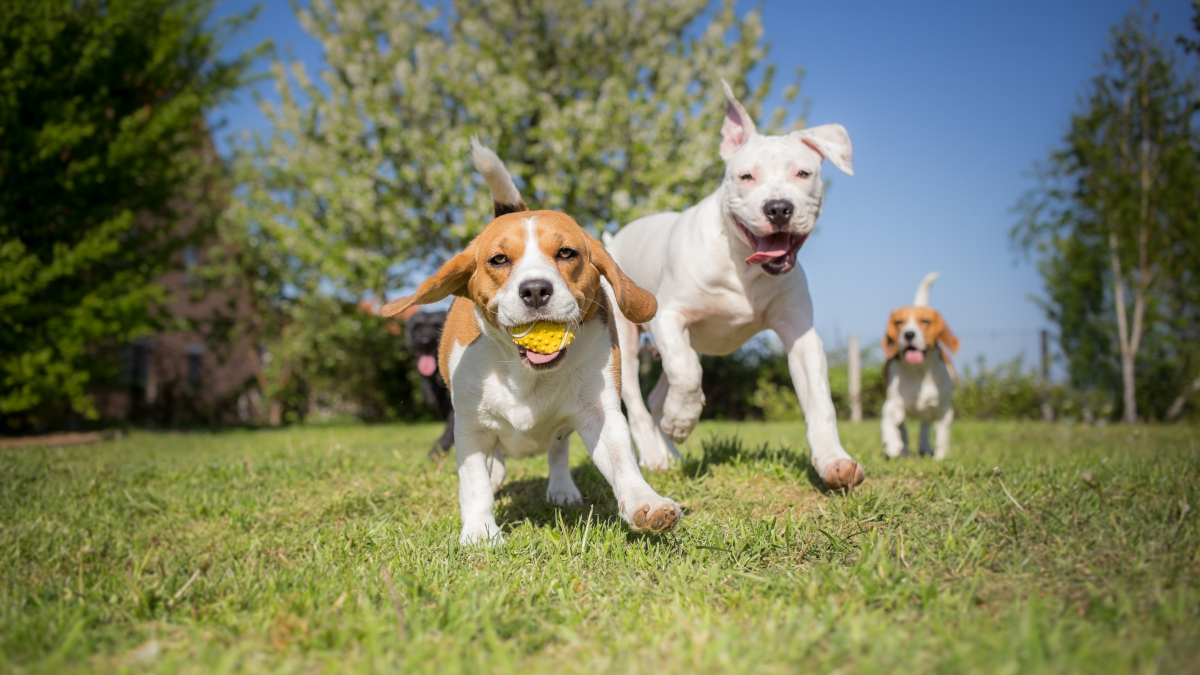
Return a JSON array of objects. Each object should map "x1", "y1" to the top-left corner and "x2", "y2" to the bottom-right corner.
[{"x1": 735, "y1": 220, "x2": 807, "y2": 275}]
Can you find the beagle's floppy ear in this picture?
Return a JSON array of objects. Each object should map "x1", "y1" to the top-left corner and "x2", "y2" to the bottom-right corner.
[
  {"x1": 719, "y1": 79, "x2": 758, "y2": 160},
  {"x1": 588, "y1": 234, "x2": 657, "y2": 324},
  {"x1": 793, "y1": 124, "x2": 854, "y2": 176},
  {"x1": 881, "y1": 310, "x2": 901, "y2": 360},
  {"x1": 933, "y1": 312, "x2": 960, "y2": 354},
  {"x1": 380, "y1": 245, "x2": 476, "y2": 318}
]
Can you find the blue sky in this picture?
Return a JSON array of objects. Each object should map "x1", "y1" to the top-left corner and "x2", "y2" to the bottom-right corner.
[{"x1": 209, "y1": 0, "x2": 1195, "y2": 374}]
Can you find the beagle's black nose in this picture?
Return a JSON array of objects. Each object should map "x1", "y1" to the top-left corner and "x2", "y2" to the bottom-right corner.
[
  {"x1": 903, "y1": 330, "x2": 916, "y2": 341},
  {"x1": 519, "y1": 279, "x2": 554, "y2": 309},
  {"x1": 763, "y1": 200, "x2": 795, "y2": 227}
]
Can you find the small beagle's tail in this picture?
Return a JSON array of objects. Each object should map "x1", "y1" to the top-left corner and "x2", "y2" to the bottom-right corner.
[
  {"x1": 913, "y1": 272, "x2": 939, "y2": 307},
  {"x1": 470, "y1": 137, "x2": 528, "y2": 218}
]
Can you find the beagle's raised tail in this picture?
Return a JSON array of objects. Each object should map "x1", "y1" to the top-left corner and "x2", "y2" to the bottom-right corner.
[
  {"x1": 470, "y1": 137, "x2": 527, "y2": 218},
  {"x1": 913, "y1": 272, "x2": 939, "y2": 308}
]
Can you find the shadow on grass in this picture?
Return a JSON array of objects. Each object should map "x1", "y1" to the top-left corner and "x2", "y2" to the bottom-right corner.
[
  {"x1": 684, "y1": 434, "x2": 828, "y2": 492},
  {"x1": 494, "y1": 462, "x2": 626, "y2": 531}
]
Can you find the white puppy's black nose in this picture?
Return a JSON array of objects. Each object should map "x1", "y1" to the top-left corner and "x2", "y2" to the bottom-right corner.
[
  {"x1": 763, "y1": 199, "x2": 794, "y2": 227},
  {"x1": 903, "y1": 330, "x2": 916, "y2": 341},
  {"x1": 519, "y1": 279, "x2": 554, "y2": 309}
]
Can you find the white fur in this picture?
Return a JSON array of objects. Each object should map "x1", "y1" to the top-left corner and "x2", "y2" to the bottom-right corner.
[
  {"x1": 913, "y1": 272, "x2": 939, "y2": 308},
  {"x1": 471, "y1": 136, "x2": 523, "y2": 207},
  {"x1": 605, "y1": 80, "x2": 857, "y2": 480},
  {"x1": 448, "y1": 217, "x2": 679, "y2": 545},
  {"x1": 881, "y1": 275, "x2": 955, "y2": 459}
]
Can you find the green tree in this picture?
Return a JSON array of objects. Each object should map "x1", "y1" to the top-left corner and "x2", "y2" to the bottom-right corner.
[
  {"x1": 1163, "y1": 0, "x2": 1200, "y2": 421},
  {"x1": 0, "y1": 0, "x2": 255, "y2": 429},
  {"x1": 223, "y1": 0, "x2": 801, "y2": 424},
  {"x1": 1014, "y1": 6, "x2": 1200, "y2": 423}
]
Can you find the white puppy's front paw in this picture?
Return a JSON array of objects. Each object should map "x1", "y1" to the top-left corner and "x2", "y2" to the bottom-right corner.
[
  {"x1": 459, "y1": 520, "x2": 504, "y2": 546},
  {"x1": 547, "y1": 482, "x2": 582, "y2": 506},
  {"x1": 660, "y1": 395, "x2": 702, "y2": 443},
  {"x1": 620, "y1": 495, "x2": 682, "y2": 534}
]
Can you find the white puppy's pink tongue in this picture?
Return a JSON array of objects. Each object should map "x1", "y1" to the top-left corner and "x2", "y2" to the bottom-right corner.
[
  {"x1": 905, "y1": 350, "x2": 925, "y2": 365},
  {"x1": 526, "y1": 349, "x2": 561, "y2": 365},
  {"x1": 745, "y1": 232, "x2": 792, "y2": 265},
  {"x1": 417, "y1": 354, "x2": 437, "y2": 376}
]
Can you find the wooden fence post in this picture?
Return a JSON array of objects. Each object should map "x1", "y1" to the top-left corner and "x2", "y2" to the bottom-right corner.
[{"x1": 848, "y1": 333, "x2": 862, "y2": 422}]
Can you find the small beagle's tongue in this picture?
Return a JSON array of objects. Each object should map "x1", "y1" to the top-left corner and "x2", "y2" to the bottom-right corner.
[
  {"x1": 526, "y1": 349, "x2": 561, "y2": 365},
  {"x1": 905, "y1": 349, "x2": 925, "y2": 365},
  {"x1": 745, "y1": 232, "x2": 792, "y2": 265},
  {"x1": 417, "y1": 354, "x2": 437, "y2": 376}
]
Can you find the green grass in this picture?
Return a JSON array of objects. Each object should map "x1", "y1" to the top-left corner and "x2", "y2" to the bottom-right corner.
[{"x1": 1, "y1": 421, "x2": 1198, "y2": 674}]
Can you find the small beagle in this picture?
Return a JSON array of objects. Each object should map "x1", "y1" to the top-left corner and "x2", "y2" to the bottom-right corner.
[
  {"x1": 381, "y1": 139, "x2": 682, "y2": 544},
  {"x1": 880, "y1": 272, "x2": 960, "y2": 459}
]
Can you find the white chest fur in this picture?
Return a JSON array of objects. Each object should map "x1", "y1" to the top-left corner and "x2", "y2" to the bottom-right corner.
[
  {"x1": 447, "y1": 313, "x2": 614, "y2": 460},
  {"x1": 888, "y1": 354, "x2": 954, "y2": 421}
]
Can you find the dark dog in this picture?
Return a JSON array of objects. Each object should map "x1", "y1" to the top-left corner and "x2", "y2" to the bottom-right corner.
[{"x1": 405, "y1": 309, "x2": 454, "y2": 458}]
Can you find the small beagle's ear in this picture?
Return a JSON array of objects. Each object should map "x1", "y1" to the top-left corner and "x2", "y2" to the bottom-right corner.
[
  {"x1": 881, "y1": 311, "x2": 901, "y2": 360},
  {"x1": 719, "y1": 79, "x2": 758, "y2": 160},
  {"x1": 381, "y1": 245, "x2": 476, "y2": 318},
  {"x1": 588, "y1": 234, "x2": 657, "y2": 324},
  {"x1": 935, "y1": 313, "x2": 960, "y2": 354},
  {"x1": 793, "y1": 124, "x2": 854, "y2": 176}
]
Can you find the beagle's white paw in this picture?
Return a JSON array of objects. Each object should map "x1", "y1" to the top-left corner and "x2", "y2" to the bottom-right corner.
[
  {"x1": 459, "y1": 520, "x2": 504, "y2": 546},
  {"x1": 620, "y1": 495, "x2": 682, "y2": 534}
]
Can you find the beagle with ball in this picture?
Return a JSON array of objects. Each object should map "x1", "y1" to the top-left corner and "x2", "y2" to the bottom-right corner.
[
  {"x1": 381, "y1": 140, "x2": 682, "y2": 544},
  {"x1": 881, "y1": 272, "x2": 960, "y2": 459}
]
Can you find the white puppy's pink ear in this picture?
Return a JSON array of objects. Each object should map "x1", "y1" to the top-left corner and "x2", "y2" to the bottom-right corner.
[
  {"x1": 719, "y1": 79, "x2": 757, "y2": 160},
  {"x1": 793, "y1": 124, "x2": 854, "y2": 176}
]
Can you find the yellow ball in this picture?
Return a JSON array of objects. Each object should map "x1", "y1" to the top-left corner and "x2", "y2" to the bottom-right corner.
[{"x1": 509, "y1": 321, "x2": 575, "y2": 354}]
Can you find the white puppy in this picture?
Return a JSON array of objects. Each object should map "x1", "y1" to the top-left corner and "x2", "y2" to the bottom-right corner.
[
  {"x1": 880, "y1": 273, "x2": 960, "y2": 459},
  {"x1": 382, "y1": 141, "x2": 681, "y2": 544},
  {"x1": 605, "y1": 81, "x2": 864, "y2": 490}
]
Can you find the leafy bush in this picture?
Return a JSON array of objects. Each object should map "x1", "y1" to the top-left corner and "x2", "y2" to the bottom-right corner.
[{"x1": 954, "y1": 356, "x2": 1046, "y2": 420}]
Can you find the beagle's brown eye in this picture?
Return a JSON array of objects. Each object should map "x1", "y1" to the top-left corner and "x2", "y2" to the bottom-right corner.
[
  {"x1": 797, "y1": 170, "x2": 811, "y2": 179},
  {"x1": 920, "y1": 320, "x2": 931, "y2": 325},
  {"x1": 488, "y1": 254, "x2": 509, "y2": 267},
  {"x1": 556, "y1": 247, "x2": 577, "y2": 261},
  {"x1": 739, "y1": 173, "x2": 754, "y2": 182}
]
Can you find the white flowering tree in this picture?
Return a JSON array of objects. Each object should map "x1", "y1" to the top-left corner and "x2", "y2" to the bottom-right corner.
[{"x1": 222, "y1": 0, "x2": 802, "y2": 423}]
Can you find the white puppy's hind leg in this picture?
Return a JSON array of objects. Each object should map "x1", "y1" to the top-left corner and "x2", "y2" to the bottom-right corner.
[
  {"x1": 615, "y1": 311, "x2": 678, "y2": 470},
  {"x1": 933, "y1": 407, "x2": 953, "y2": 460},
  {"x1": 881, "y1": 397, "x2": 907, "y2": 458},
  {"x1": 546, "y1": 430, "x2": 582, "y2": 505},
  {"x1": 644, "y1": 372, "x2": 682, "y2": 469},
  {"x1": 456, "y1": 430, "x2": 504, "y2": 545}
]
